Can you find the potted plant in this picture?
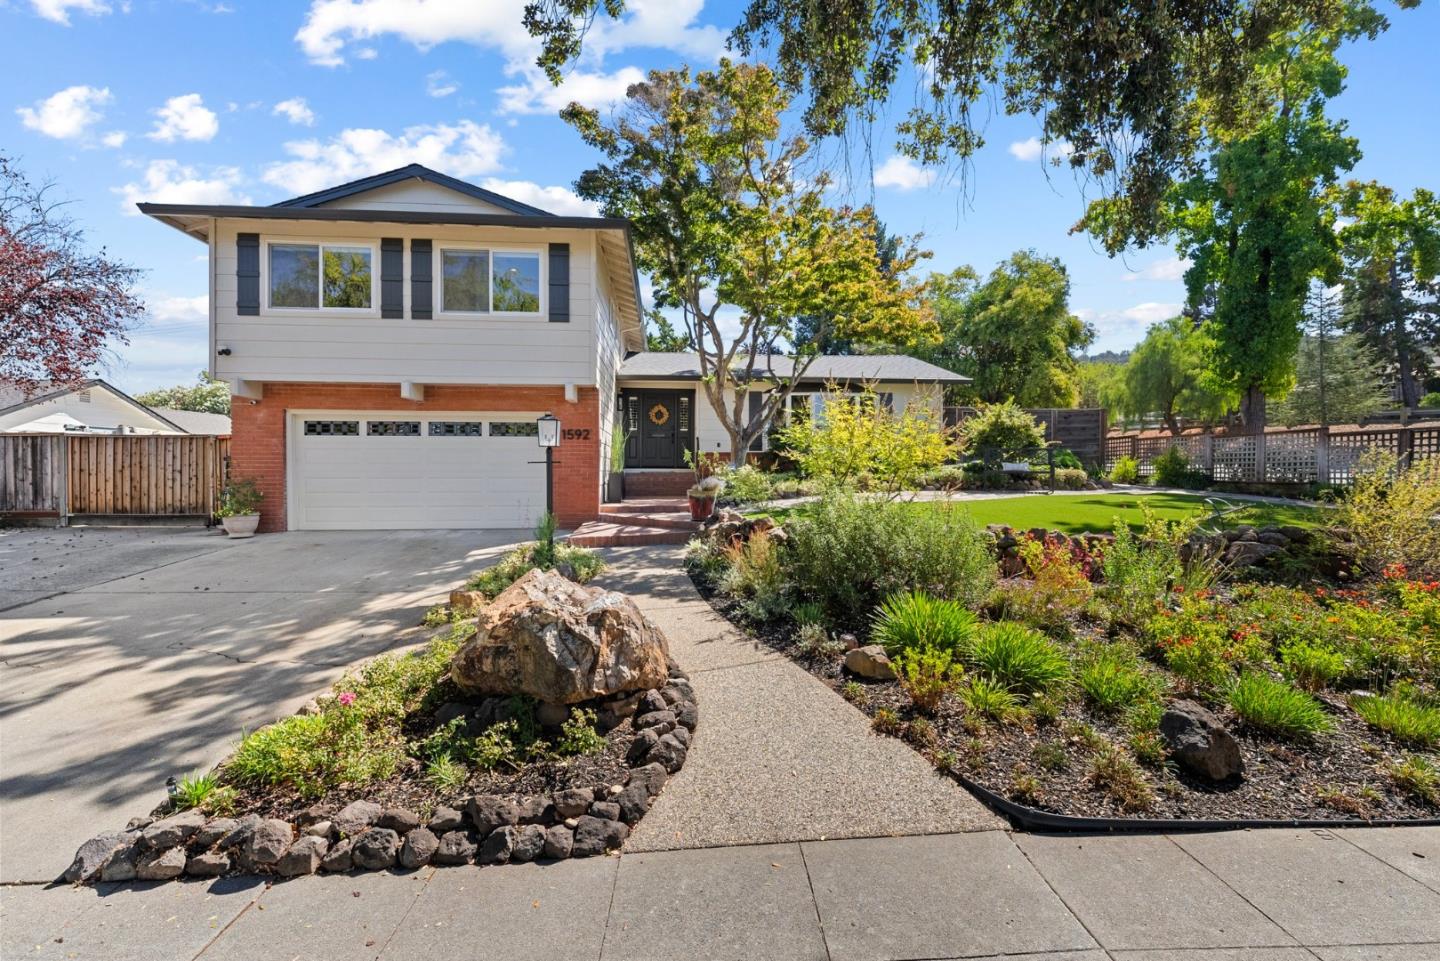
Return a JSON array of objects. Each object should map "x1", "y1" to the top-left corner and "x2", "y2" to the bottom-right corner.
[
  {"x1": 607, "y1": 417, "x2": 629, "y2": 503},
  {"x1": 216, "y1": 477, "x2": 263, "y2": 538},
  {"x1": 684, "y1": 449, "x2": 723, "y2": 520}
]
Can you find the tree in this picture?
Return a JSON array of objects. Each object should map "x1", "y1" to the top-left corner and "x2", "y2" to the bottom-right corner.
[
  {"x1": 644, "y1": 309, "x2": 692, "y2": 352},
  {"x1": 1112, "y1": 317, "x2": 1235, "y2": 434},
  {"x1": 525, "y1": 0, "x2": 1410, "y2": 245},
  {"x1": 775, "y1": 386, "x2": 952, "y2": 493},
  {"x1": 1333, "y1": 182, "x2": 1440, "y2": 407},
  {"x1": 565, "y1": 61, "x2": 934, "y2": 464},
  {"x1": 1089, "y1": 23, "x2": 1364, "y2": 429},
  {"x1": 920, "y1": 251, "x2": 1092, "y2": 406},
  {"x1": 1074, "y1": 360, "x2": 1124, "y2": 413},
  {"x1": 134, "y1": 371, "x2": 231, "y2": 415},
  {"x1": 1270, "y1": 287, "x2": 1388, "y2": 426},
  {"x1": 792, "y1": 221, "x2": 902, "y2": 355},
  {"x1": 1, "y1": 155, "x2": 143, "y2": 393}
]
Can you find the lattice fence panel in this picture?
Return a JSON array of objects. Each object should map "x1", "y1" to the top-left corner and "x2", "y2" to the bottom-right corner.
[
  {"x1": 1265, "y1": 429, "x2": 1320, "y2": 483},
  {"x1": 1327, "y1": 430, "x2": 1401, "y2": 486},
  {"x1": 1411, "y1": 427, "x2": 1440, "y2": 465},
  {"x1": 1212, "y1": 435, "x2": 1259, "y2": 482},
  {"x1": 1104, "y1": 436, "x2": 1138, "y2": 473}
]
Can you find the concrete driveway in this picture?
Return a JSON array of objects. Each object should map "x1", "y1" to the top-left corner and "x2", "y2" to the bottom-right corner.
[{"x1": 0, "y1": 526, "x2": 526, "y2": 883}]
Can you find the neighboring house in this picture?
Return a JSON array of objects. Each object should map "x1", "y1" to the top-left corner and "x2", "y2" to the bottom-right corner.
[
  {"x1": 0, "y1": 379, "x2": 191, "y2": 435},
  {"x1": 148, "y1": 408, "x2": 233, "y2": 435},
  {"x1": 139, "y1": 164, "x2": 965, "y2": 533}
]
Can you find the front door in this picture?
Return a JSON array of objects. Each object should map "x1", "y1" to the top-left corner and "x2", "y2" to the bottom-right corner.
[{"x1": 622, "y1": 390, "x2": 693, "y2": 468}]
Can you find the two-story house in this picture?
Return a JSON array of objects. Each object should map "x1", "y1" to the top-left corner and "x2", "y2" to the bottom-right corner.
[{"x1": 141, "y1": 164, "x2": 966, "y2": 533}]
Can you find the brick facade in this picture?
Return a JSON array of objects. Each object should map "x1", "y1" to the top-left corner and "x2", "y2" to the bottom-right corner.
[{"x1": 230, "y1": 383, "x2": 601, "y2": 532}]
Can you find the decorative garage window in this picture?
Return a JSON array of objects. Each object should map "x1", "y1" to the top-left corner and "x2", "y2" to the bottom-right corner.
[
  {"x1": 303, "y1": 420, "x2": 359, "y2": 436},
  {"x1": 428, "y1": 421, "x2": 486, "y2": 437},
  {"x1": 489, "y1": 421, "x2": 539, "y2": 437},
  {"x1": 367, "y1": 420, "x2": 421, "y2": 436}
]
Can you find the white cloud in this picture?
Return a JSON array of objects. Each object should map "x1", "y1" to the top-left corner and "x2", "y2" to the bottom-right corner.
[
  {"x1": 1073, "y1": 301, "x2": 1185, "y2": 352},
  {"x1": 1122, "y1": 302, "x2": 1183, "y2": 324},
  {"x1": 478, "y1": 178, "x2": 598, "y2": 216},
  {"x1": 30, "y1": 0, "x2": 110, "y2": 24},
  {"x1": 872, "y1": 155, "x2": 936, "y2": 191},
  {"x1": 261, "y1": 121, "x2": 506, "y2": 195},
  {"x1": 426, "y1": 70, "x2": 459, "y2": 98},
  {"x1": 1122, "y1": 255, "x2": 1190, "y2": 283},
  {"x1": 148, "y1": 93, "x2": 219, "y2": 142},
  {"x1": 142, "y1": 293, "x2": 209, "y2": 327},
  {"x1": 497, "y1": 64, "x2": 644, "y2": 115},
  {"x1": 101, "y1": 130, "x2": 127, "y2": 148},
  {"x1": 16, "y1": 85, "x2": 112, "y2": 140},
  {"x1": 115, "y1": 160, "x2": 250, "y2": 212},
  {"x1": 1008, "y1": 136, "x2": 1073, "y2": 162},
  {"x1": 355, "y1": 46, "x2": 379, "y2": 59},
  {"x1": 272, "y1": 97, "x2": 316, "y2": 126}
]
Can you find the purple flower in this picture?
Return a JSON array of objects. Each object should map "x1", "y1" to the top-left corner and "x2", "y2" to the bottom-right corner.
[{"x1": 338, "y1": 691, "x2": 356, "y2": 706}]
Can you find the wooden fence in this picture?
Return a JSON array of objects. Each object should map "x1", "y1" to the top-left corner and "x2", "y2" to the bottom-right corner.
[
  {"x1": 946, "y1": 407, "x2": 1108, "y2": 465},
  {"x1": 0, "y1": 433, "x2": 230, "y2": 520},
  {"x1": 1103, "y1": 424, "x2": 1440, "y2": 486}
]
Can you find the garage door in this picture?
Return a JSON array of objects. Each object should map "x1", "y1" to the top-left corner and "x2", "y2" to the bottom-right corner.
[{"x1": 290, "y1": 414, "x2": 547, "y2": 530}]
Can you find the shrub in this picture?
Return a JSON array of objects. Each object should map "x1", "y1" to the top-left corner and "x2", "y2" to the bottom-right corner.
[
  {"x1": 1054, "y1": 467, "x2": 1090, "y2": 490},
  {"x1": 957, "y1": 401, "x2": 1046, "y2": 461},
  {"x1": 1339, "y1": 450, "x2": 1440, "y2": 577},
  {"x1": 1088, "y1": 745, "x2": 1155, "y2": 811},
  {"x1": 998, "y1": 533, "x2": 1095, "y2": 629},
  {"x1": 872, "y1": 707, "x2": 904, "y2": 735},
  {"x1": 1279, "y1": 641, "x2": 1348, "y2": 692},
  {"x1": 216, "y1": 477, "x2": 263, "y2": 517},
  {"x1": 171, "y1": 771, "x2": 219, "y2": 812},
  {"x1": 794, "y1": 622, "x2": 846, "y2": 658},
  {"x1": 464, "y1": 530, "x2": 604, "y2": 596},
  {"x1": 871, "y1": 591, "x2": 979, "y2": 657},
  {"x1": 1101, "y1": 506, "x2": 1199, "y2": 626},
  {"x1": 777, "y1": 386, "x2": 954, "y2": 492},
  {"x1": 1127, "y1": 730, "x2": 1168, "y2": 766},
  {"x1": 1109, "y1": 456, "x2": 1140, "y2": 484},
  {"x1": 959, "y1": 675, "x2": 1021, "y2": 720},
  {"x1": 968, "y1": 622, "x2": 1070, "y2": 696},
  {"x1": 1032, "y1": 741, "x2": 1070, "y2": 771},
  {"x1": 720, "y1": 531, "x2": 788, "y2": 619},
  {"x1": 1350, "y1": 691, "x2": 1440, "y2": 747},
  {"x1": 1152, "y1": 446, "x2": 1191, "y2": 487},
  {"x1": 424, "y1": 754, "x2": 468, "y2": 790},
  {"x1": 718, "y1": 464, "x2": 775, "y2": 504},
  {"x1": 1228, "y1": 673, "x2": 1334, "y2": 739},
  {"x1": 792, "y1": 600, "x2": 826, "y2": 627},
  {"x1": 891, "y1": 645, "x2": 963, "y2": 714},
  {"x1": 840, "y1": 680, "x2": 868, "y2": 704},
  {"x1": 1422, "y1": 392, "x2": 1440, "y2": 409},
  {"x1": 1051, "y1": 448, "x2": 1084, "y2": 470},
  {"x1": 785, "y1": 493, "x2": 996, "y2": 623},
  {"x1": 1386, "y1": 755, "x2": 1439, "y2": 805},
  {"x1": 1078, "y1": 645, "x2": 1158, "y2": 714},
  {"x1": 556, "y1": 708, "x2": 606, "y2": 756}
]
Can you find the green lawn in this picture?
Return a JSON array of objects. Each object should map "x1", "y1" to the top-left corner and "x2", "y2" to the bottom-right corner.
[{"x1": 760, "y1": 492, "x2": 1327, "y2": 534}]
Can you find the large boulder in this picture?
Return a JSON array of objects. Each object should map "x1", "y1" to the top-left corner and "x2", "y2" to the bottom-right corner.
[
  {"x1": 1160, "y1": 700, "x2": 1245, "y2": 781},
  {"x1": 450, "y1": 569, "x2": 670, "y2": 704}
]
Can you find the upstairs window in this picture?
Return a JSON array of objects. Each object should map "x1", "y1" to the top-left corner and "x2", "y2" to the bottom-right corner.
[
  {"x1": 440, "y1": 248, "x2": 541, "y2": 315},
  {"x1": 269, "y1": 243, "x2": 373, "y2": 310}
]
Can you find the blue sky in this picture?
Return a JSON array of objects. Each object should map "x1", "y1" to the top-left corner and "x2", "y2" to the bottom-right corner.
[{"x1": 4, "y1": 0, "x2": 1436, "y2": 394}]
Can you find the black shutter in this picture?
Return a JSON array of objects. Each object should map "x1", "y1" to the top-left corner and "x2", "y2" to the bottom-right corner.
[
  {"x1": 236, "y1": 233, "x2": 260, "y2": 316},
  {"x1": 748, "y1": 391, "x2": 767, "y2": 452},
  {"x1": 411, "y1": 239, "x2": 432, "y2": 319},
  {"x1": 380, "y1": 238, "x2": 403, "y2": 319},
  {"x1": 548, "y1": 243, "x2": 570, "y2": 323}
]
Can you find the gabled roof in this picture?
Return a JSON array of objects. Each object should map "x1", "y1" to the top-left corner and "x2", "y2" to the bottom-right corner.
[
  {"x1": 619, "y1": 352, "x2": 971, "y2": 384},
  {"x1": 271, "y1": 163, "x2": 554, "y2": 216},
  {"x1": 150, "y1": 408, "x2": 232, "y2": 435},
  {"x1": 0, "y1": 378, "x2": 188, "y2": 432}
]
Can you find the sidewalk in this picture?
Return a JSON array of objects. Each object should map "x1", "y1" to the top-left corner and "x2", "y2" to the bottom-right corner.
[{"x1": 4, "y1": 826, "x2": 1437, "y2": 960}]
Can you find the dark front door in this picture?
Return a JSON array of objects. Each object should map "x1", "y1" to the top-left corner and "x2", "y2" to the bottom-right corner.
[{"x1": 622, "y1": 390, "x2": 693, "y2": 468}]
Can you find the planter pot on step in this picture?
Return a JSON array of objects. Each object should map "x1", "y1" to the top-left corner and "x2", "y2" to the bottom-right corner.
[
  {"x1": 221, "y1": 513, "x2": 260, "y2": 538},
  {"x1": 687, "y1": 494, "x2": 716, "y2": 521},
  {"x1": 606, "y1": 472, "x2": 625, "y2": 504}
]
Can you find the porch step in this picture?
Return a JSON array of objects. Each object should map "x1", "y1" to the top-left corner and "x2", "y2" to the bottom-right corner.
[
  {"x1": 598, "y1": 505, "x2": 698, "y2": 531},
  {"x1": 600, "y1": 496, "x2": 688, "y2": 515},
  {"x1": 622, "y1": 470, "x2": 694, "y2": 497},
  {"x1": 568, "y1": 520, "x2": 696, "y2": 547}
]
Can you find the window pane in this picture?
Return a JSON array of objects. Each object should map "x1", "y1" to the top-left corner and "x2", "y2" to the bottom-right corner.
[
  {"x1": 492, "y1": 253, "x2": 541, "y2": 312},
  {"x1": 322, "y1": 246, "x2": 372, "y2": 308},
  {"x1": 270, "y1": 244, "x2": 319, "y2": 308},
  {"x1": 366, "y1": 420, "x2": 420, "y2": 436},
  {"x1": 443, "y1": 250, "x2": 489, "y2": 312},
  {"x1": 303, "y1": 420, "x2": 358, "y2": 436},
  {"x1": 490, "y1": 421, "x2": 539, "y2": 437}
]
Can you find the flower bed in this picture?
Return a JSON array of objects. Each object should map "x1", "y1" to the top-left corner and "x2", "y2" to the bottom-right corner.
[{"x1": 689, "y1": 492, "x2": 1438, "y2": 825}]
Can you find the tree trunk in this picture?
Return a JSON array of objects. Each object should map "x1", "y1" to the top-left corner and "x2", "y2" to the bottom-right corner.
[
  {"x1": 1240, "y1": 385, "x2": 1267, "y2": 432},
  {"x1": 1164, "y1": 407, "x2": 1181, "y2": 436}
]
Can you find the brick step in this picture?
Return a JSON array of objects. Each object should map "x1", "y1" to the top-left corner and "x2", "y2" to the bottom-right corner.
[
  {"x1": 567, "y1": 521, "x2": 695, "y2": 547},
  {"x1": 622, "y1": 471, "x2": 694, "y2": 497},
  {"x1": 597, "y1": 508, "x2": 699, "y2": 531},
  {"x1": 600, "y1": 497, "x2": 689, "y2": 515}
]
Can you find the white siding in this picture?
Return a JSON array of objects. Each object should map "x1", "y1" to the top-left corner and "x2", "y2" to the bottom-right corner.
[
  {"x1": 212, "y1": 218, "x2": 601, "y2": 386},
  {"x1": 317, "y1": 180, "x2": 517, "y2": 215},
  {"x1": 594, "y1": 258, "x2": 625, "y2": 489}
]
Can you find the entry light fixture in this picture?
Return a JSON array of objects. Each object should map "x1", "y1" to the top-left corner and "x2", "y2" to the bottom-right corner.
[{"x1": 537, "y1": 413, "x2": 560, "y2": 448}]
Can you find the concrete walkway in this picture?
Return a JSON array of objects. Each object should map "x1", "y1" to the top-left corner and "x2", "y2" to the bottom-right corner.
[
  {"x1": 5, "y1": 826, "x2": 1436, "y2": 960},
  {"x1": 592, "y1": 545, "x2": 1002, "y2": 849}
]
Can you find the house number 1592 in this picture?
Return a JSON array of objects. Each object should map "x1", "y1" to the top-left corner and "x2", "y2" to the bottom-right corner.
[{"x1": 562, "y1": 428, "x2": 591, "y2": 440}]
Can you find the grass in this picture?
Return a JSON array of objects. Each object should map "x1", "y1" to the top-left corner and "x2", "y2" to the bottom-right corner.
[
  {"x1": 1228, "y1": 672, "x2": 1334, "y2": 739},
  {"x1": 1350, "y1": 692, "x2": 1440, "y2": 748},
  {"x1": 758, "y1": 492, "x2": 1324, "y2": 535},
  {"x1": 968, "y1": 622, "x2": 1070, "y2": 696},
  {"x1": 871, "y1": 591, "x2": 979, "y2": 656}
]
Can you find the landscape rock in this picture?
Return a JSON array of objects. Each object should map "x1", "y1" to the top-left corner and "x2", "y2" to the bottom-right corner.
[
  {"x1": 589, "y1": 801, "x2": 622, "y2": 821},
  {"x1": 303, "y1": 820, "x2": 334, "y2": 839},
  {"x1": 477, "y1": 826, "x2": 517, "y2": 865},
  {"x1": 125, "y1": 816, "x2": 154, "y2": 832},
  {"x1": 634, "y1": 709, "x2": 677, "y2": 732},
  {"x1": 333, "y1": 800, "x2": 383, "y2": 838},
  {"x1": 1160, "y1": 700, "x2": 1245, "y2": 781},
  {"x1": 428, "y1": 806, "x2": 464, "y2": 833},
  {"x1": 671, "y1": 725, "x2": 690, "y2": 748},
  {"x1": 466, "y1": 796, "x2": 519, "y2": 836},
  {"x1": 185, "y1": 852, "x2": 231, "y2": 877},
  {"x1": 136, "y1": 846, "x2": 187, "y2": 881},
  {"x1": 844, "y1": 645, "x2": 895, "y2": 680},
  {"x1": 399, "y1": 828, "x2": 439, "y2": 869},
  {"x1": 542, "y1": 825, "x2": 574, "y2": 859},
  {"x1": 674, "y1": 700, "x2": 699, "y2": 732},
  {"x1": 570, "y1": 816, "x2": 629, "y2": 858},
  {"x1": 644, "y1": 731, "x2": 688, "y2": 773},
  {"x1": 64, "y1": 832, "x2": 129, "y2": 882},
  {"x1": 99, "y1": 843, "x2": 141, "y2": 882},
  {"x1": 352, "y1": 828, "x2": 401, "y2": 870},
  {"x1": 551, "y1": 788, "x2": 592, "y2": 819},
  {"x1": 627, "y1": 727, "x2": 661, "y2": 764},
  {"x1": 141, "y1": 809, "x2": 207, "y2": 850},
  {"x1": 449, "y1": 589, "x2": 488, "y2": 613},
  {"x1": 1224, "y1": 540, "x2": 1283, "y2": 567},
  {"x1": 277, "y1": 836, "x2": 329, "y2": 877},
  {"x1": 433, "y1": 830, "x2": 477, "y2": 865},
  {"x1": 511, "y1": 824, "x2": 547, "y2": 862},
  {"x1": 217, "y1": 814, "x2": 262, "y2": 851},
  {"x1": 637, "y1": 690, "x2": 668, "y2": 714},
  {"x1": 296, "y1": 803, "x2": 335, "y2": 827},
  {"x1": 320, "y1": 838, "x2": 355, "y2": 873},
  {"x1": 247, "y1": 819, "x2": 293, "y2": 867},
  {"x1": 516, "y1": 796, "x2": 551, "y2": 824},
  {"x1": 535, "y1": 701, "x2": 571, "y2": 728},
  {"x1": 194, "y1": 818, "x2": 238, "y2": 848},
  {"x1": 450, "y1": 569, "x2": 671, "y2": 703},
  {"x1": 377, "y1": 808, "x2": 421, "y2": 834}
]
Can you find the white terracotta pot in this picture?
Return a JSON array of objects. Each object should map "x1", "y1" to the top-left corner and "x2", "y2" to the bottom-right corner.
[{"x1": 221, "y1": 513, "x2": 260, "y2": 538}]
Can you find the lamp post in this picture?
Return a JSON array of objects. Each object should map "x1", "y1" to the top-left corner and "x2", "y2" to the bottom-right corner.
[{"x1": 536, "y1": 414, "x2": 560, "y2": 546}]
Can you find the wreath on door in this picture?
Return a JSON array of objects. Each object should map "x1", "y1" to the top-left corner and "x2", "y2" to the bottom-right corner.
[{"x1": 648, "y1": 403, "x2": 671, "y2": 426}]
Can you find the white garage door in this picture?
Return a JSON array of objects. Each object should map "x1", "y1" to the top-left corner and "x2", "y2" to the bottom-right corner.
[{"x1": 289, "y1": 414, "x2": 547, "y2": 530}]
